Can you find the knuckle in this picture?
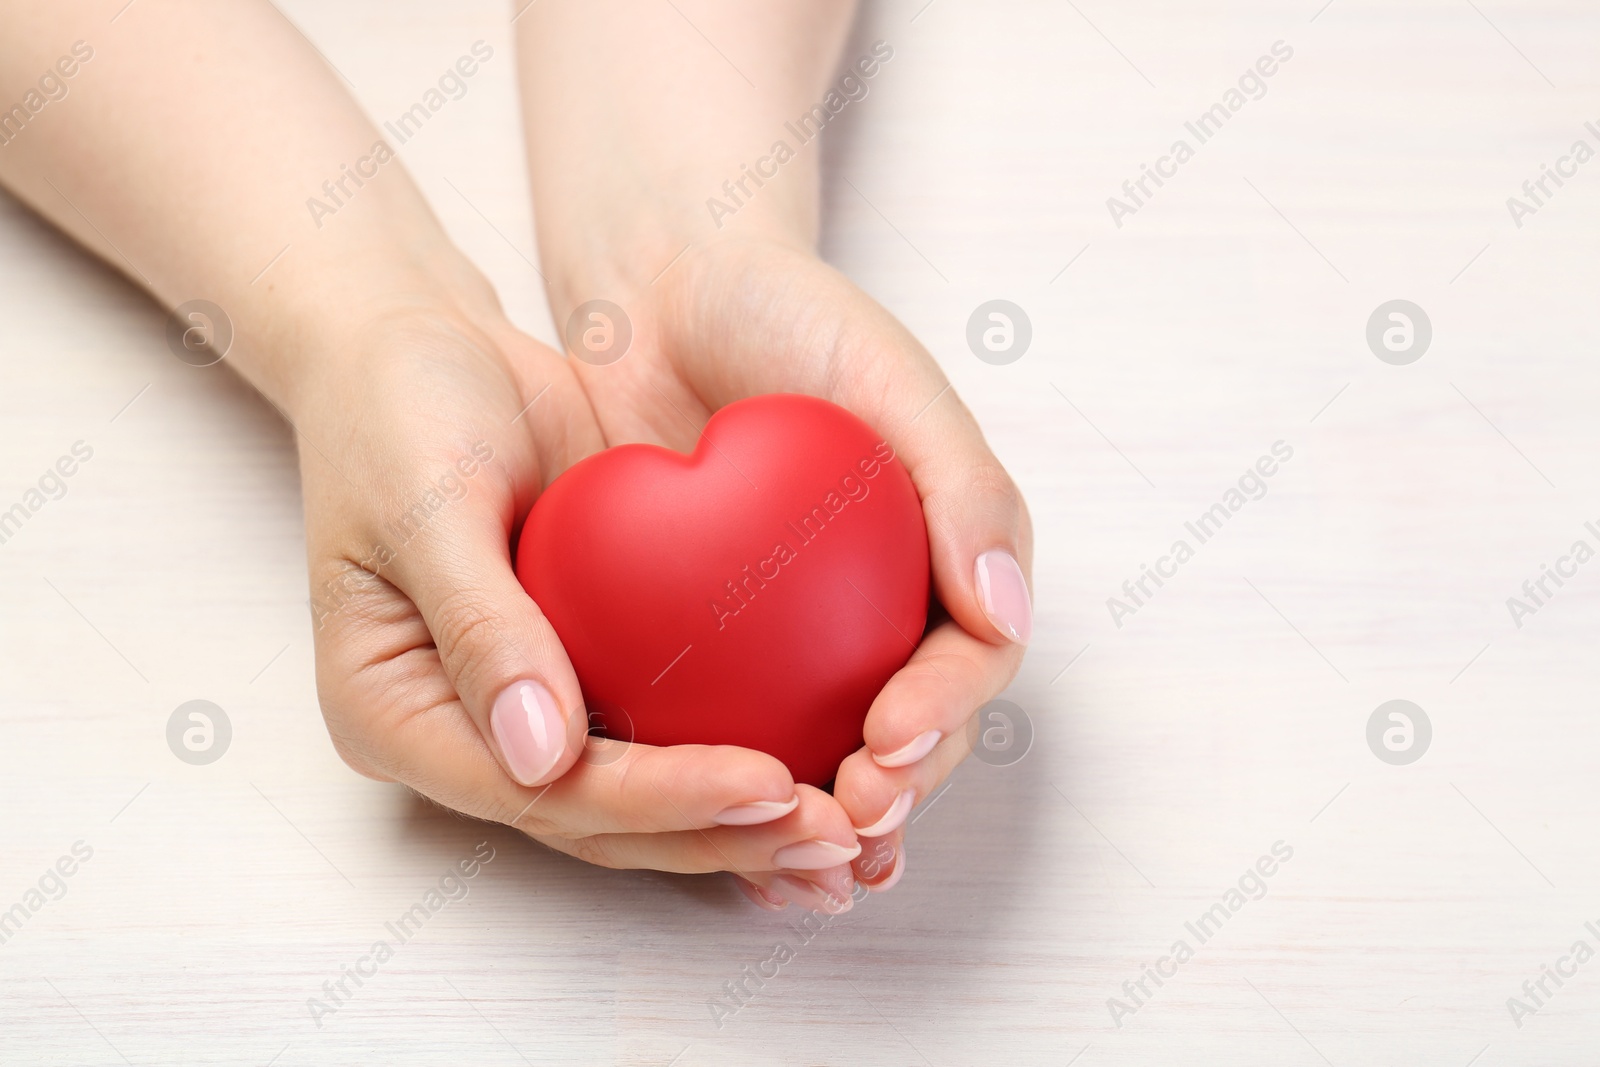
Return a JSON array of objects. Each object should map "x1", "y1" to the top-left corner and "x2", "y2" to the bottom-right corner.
[
  {"x1": 504, "y1": 801, "x2": 557, "y2": 838},
  {"x1": 426, "y1": 588, "x2": 511, "y2": 695},
  {"x1": 641, "y1": 745, "x2": 713, "y2": 807},
  {"x1": 608, "y1": 741, "x2": 643, "y2": 796},
  {"x1": 910, "y1": 647, "x2": 978, "y2": 688},
  {"x1": 790, "y1": 788, "x2": 852, "y2": 842},
  {"x1": 608, "y1": 748, "x2": 686, "y2": 834},
  {"x1": 966, "y1": 460, "x2": 1024, "y2": 521},
  {"x1": 922, "y1": 460, "x2": 1024, "y2": 548},
  {"x1": 830, "y1": 753, "x2": 883, "y2": 815},
  {"x1": 883, "y1": 647, "x2": 982, "y2": 709}
]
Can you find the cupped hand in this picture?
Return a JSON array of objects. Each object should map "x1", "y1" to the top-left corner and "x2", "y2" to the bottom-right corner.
[
  {"x1": 293, "y1": 306, "x2": 861, "y2": 904},
  {"x1": 561, "y1": 237, "x2": 1034, "y2": 905}
]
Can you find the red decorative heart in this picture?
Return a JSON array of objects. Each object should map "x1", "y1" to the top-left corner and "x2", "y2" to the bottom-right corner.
[{"x1": 515, "y1": 394, "x2": 930, "y2": 787}]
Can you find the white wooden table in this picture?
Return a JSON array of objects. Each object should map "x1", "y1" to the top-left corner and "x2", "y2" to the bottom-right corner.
[{"x1": 4, "y1": 1, "x2": 1600, "y2": 1063}]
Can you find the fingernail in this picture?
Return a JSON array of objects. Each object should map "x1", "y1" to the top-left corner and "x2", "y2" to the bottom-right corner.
[
  {"x1": 713, "y1": 796, "x2": 800, "y2": 826},
  {"x1": 853, "y1": 789, "x2": 915, "y2": 838},
  {"x1": 975, "y1": 548, "x2": 1032, "y2": 644},
  {"x1": 734, "y1": 877, "x2": 789, "y2": 911},
  {"x1": 772, "y1": 839, "x2": 862, "y2": 869},
  {"x1": 491, "y1": 679, "x2": 567, "y2": 786},
  {"x1": 866, "y1": 846, "x2": 906, "y2": 894},
  {"x1": 772, "y1": 874, "x2": 853, "y2": 914},
  {"x1": 871, "y1": 729, "x2": 941, "y2": 769}
]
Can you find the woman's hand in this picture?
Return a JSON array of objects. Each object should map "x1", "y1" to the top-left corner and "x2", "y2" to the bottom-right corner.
[
  {"x1": 515, "y1": 0, "x2": 1034, "y2": 905},
  {"x1": 295, "y1": 305, "x2": 864, "y2": 907},
  {"x1": 557, "y1": 237, "x2": 1034, "y2": 901},
  {"x1": 0, "y1": 0, "x2": 866, "y2": 902}
]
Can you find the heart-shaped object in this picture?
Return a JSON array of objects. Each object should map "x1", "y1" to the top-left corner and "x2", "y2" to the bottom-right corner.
[{"x1": 515, "y1": 394, "x2": 930, "y2": 787}]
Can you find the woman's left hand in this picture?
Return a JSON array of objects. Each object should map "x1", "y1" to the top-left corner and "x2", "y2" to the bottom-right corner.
[{"x1": 558, "y1": 235, "x2": 1034, "y2": 904}]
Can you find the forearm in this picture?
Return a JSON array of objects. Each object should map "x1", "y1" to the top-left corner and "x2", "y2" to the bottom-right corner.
[
  {"x1": 0, "y1": 0, "x2": 496, "y2": 415},
  {"x1": 514, "y1": 0, "x2": 858, "y2": 317}
]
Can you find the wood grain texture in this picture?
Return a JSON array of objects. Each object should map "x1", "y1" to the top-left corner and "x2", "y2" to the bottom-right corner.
[{"x1": 3, "y1": 1, "x2": 1600, "y2": 1063}]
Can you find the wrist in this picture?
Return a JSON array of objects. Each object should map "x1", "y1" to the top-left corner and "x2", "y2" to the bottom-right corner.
[
  {"x1": 226, "y1": 238, "x2": 508, "y2": 423},
  {"x1": 535, "y1": 173, "x2": 819, "y2": 330},
  {"x1": 513, "y1": 1, "x2": 863, "y2": 324}
]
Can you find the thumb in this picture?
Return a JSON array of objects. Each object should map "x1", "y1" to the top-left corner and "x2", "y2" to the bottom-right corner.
[
  {"x1": 893, "y1": 388, "x2": 1034, "y2": 649},
  {"x1": 391, "y1": 506, "x2": 589, "y2": 789}
]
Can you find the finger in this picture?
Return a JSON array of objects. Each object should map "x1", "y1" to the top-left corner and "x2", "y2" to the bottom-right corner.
[
  {"x1": 319, "y1": 601, "x2": 805, "y2": 837},
  {"x1": 538, "y1": 784, "x2": 858, "y2": 876},
  {"x1": 666, "y1": 245, "x2": 1035, "y2": 649},
  {"x1": 513, "y1": 738, "x2": 800, "y2": 836},
  {"x1": 309, "y1": 561, "x2": 566, "y2": 828},
  {"x1": 834, "y1": 713, "x2": 981, "y2": 844},
  {"x1": 731, "y1": 865, "x2": 858, "y2": 914},
  {"x1": 878, "y1": 377, "x2": 1035, "y2": 650},
  {"x1": 855, "y1": 618, "x2": 1023, "y2": 778},
  {"x1": 734, "y1": 876, "x2": 790, "y2": 911}
]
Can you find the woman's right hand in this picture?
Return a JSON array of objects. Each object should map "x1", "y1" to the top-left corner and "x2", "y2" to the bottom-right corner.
[
  {"x1": 296, "y1": 304, "x2": 861, "y2": 911},
  {"x1": 0, "y1": 0, "x2": 862, "y2": 912}
]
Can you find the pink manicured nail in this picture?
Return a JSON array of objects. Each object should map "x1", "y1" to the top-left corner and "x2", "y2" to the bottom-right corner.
[
  {"x1": 866, "y1": 847, "x2": 905, "y2": 894},
  {"x1": 853, "y1": 789, "x2": 915, "y2": 838},
  {"x1": 772, "y1": 839, "x2": 862, "y2": 869},
  {"x1": 772, "y1": 874, "x2": 853, "y2": 914},
  {"x1": 975, "y1": 548, "x2": 1032, "y2": 644},
  {"x1": 713, "y1": 796, "x2": 800, "y2": 826},
  {"x1": 490, "y1": 679, "x2": 567, "y2": 785},
  {"x1": 871, "y1": 730, "x2": 941, "y2": 769},
  {"x1": 735, "y1": 878, "x2": 789, "y2": 911}
]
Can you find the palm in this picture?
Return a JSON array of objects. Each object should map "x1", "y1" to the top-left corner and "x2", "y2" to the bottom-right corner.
[{"x1": 566, "y1": 239, "x2": 890, "y2": 451}]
